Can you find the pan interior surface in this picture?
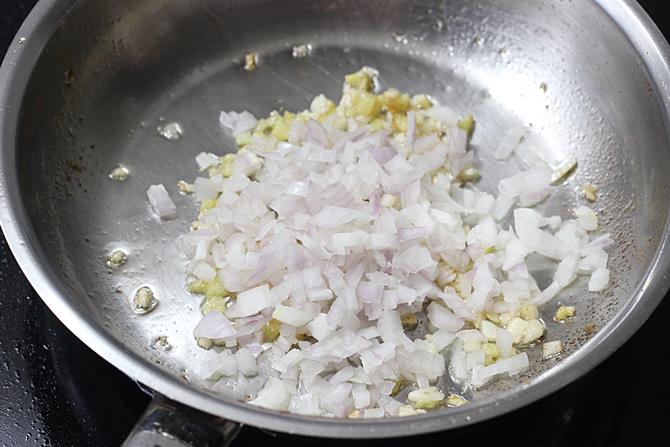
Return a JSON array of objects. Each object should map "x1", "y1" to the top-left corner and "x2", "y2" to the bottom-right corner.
[{"x1": 7, "y1": 0, "x2": 670, "y2": 437}]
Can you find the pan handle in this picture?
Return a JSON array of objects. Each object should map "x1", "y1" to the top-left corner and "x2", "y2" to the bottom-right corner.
[{"x1": 122, "y1": 394, "x2": 242, "y2": 447}]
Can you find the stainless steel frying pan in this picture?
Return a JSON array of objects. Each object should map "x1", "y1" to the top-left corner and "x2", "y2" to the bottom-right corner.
[{"x1": 2, "y1": 0, "x2": 670, "y2": 445}]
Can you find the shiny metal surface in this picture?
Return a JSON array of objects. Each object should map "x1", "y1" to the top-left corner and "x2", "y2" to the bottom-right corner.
[
  {"x1": 2, "y1": 0, "x2": 670, "y2": 438},
  {"x1": 123, "y1": 394, "x2": 240, "y2": 447}
]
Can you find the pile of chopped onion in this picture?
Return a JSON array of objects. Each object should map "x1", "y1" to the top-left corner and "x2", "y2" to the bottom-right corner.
[{"x1": 179, "y1": 68, "x2": 612, "y2": 417}]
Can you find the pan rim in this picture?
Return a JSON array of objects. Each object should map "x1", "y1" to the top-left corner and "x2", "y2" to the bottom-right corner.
[{"x1": 1, "y1": 0, "x2": 670, "y2": 438}]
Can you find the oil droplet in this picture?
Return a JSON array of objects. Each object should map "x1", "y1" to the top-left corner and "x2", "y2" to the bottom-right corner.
[{"x1": 157, "y1": 122, "x2": 183, "y2": 140}]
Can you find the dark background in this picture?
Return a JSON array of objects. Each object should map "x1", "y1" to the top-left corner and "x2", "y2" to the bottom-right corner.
[{"x1": 1, "y1": 1, "x2": 669, "y2": 446}]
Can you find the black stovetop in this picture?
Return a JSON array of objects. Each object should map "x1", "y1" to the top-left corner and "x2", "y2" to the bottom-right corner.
[{"x1": 2, "y1": 1, "x2": 670, "y2": 446}]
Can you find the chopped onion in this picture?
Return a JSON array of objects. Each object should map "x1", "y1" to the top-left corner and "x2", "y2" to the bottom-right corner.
[
  {"x1": 393, "y1": 246, "x2": 436, "y2": 274},
  {"x1": 194, "y1": 311, "x2": 236, "y2": 340},
  {"x1": 588, "y1": 268, "x2": 610, "y2": 292},
  {"x1": 235, "y1": 347, "x2": 259, "y2": 376},
  {"x1": 554, "y1": 254, "x2": 579, "y2": 288},
  {"x1": 427, "y1": 302, "x2": 464, "y2": 332},
  {"x1": 227, "y1": 284, "x2": 270, "y2": 318},
  {"x1": 575, "y1": 206, "x2": 598, "y2": 231},
  {"x1": 470, "y1": 352, "x2": 529, "y2": 387},
  {"x1": 178, "y1": 70, "x2": 614, "y2": 418},
  {"x1": 235, "y1": 111, "x2": 259, "y2": 134},
  {"x1": 493, "y1": 125, "x2": 526, "y2": 160},
  {"x1": 250, "y1": 377, "x2": 291, "y2": 410},
  {"x1": 406, "y1": 111, "x2": 416, "y2": 150},
  {"x1": 147, "y1": 184, "x2": 177, "y2": 220},
  {"x1": 196, "y1": 152, "x2": 220, "y2": 171},
  {"x1": 273, "y1": 304, "x2": 313, "y2": 326},
  {"x1": 306, "y1": 313, "x2": 334, "y2": 341},
  {"x1": 496, "y1": 328, "x2": 514, "y2": 358},
  {"x1": 312, "y1": 206, "x2": 373, "y2": 228},
  {"x1": 306, "y1": 288, "x2": 334, "y2": 302}
]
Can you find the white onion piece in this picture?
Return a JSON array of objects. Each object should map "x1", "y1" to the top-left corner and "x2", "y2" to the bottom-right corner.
[
  {"x1": 496, "y1": 328, "x2": 514, "y2": 358},
  {"x1": 406, "y1": 111, "x2": 416, "y2": 150},
  {"x1": 465, "y1": 351, "x2": 485, "y2": 371},
  {"x1": 493, "y1": 125, "x2": 526, "y2": 160},
  {"x1": 234, "y1": 111, "x2": 258, "y2": 135},
  {"x1": 426, "y1": 106, "x2": 459, "y2": 126},
  {"x1": 332, "y1": 231, "x2": 370, "y2": 253},
  {"x1": 456, "y1": 329, "x2": 485, "y2": 344},
  {"x1": 250, "y1": 377, "x2": 291, "y2": 410},
  {"x1": 193, "y1": 240, "x2": 209, "y2": 261},
  {"x1": 196, "y1": 350, "x2": 238, "y2": 380},
  {"x1": 297, "y1": 234, "x2": 332, "y2": 260},
  {"x1": 227, "y1": 284, "x2": 270, "y2": 318},
  {"x1": 363, "y1": 408, "x2": 385, "y2": 419},
  {"x1": 273, "y1": 304, "x2": 313, "y2": 326},
  {"x1": 194, "y1": 177, "x2": 222, "y2": 201},
  {"x1": 357, "y1": 326, "x2": 380, "y2": 339},
  {"x1": 306, "y1": 313, "x2": 333, "y2": 341},
  {"x1": 368, "y1": 233, "x2": 400, "y2": 250},
  {"x1": 449, "y1": 339, "x2": 468, "y2": 383},
  {"x1": 273, "y1": 349, "x2": 304, "y2": 374},
  {"x1": 470, "y1": 352, "x2": 529, "y2": 387},
  {"x1": 534, "y1": 281, "x2": 561, "y2": 306},
  {"x1": 196, "y1": 152, "x2": 221, "y2": 171},
  {"x1": 235, "y1": 152, "x2": 262, "y2": 177},
  {"x1": 498, "y1": 167, "x2": 551, "y2": 208},
  {"x1": 439, "y1": 288, "x2": 476, "y2": 320},
  {"x1": 235, "y1": 347, "x2": 259, "y2": 377},
  {"x1": 554, "y1": 254, "x2": 579, "y2": 288},
  {"x1": 377, "y1": 309, "x2": 414, "y2": 350},
  {"x1": 289, "y1": 394, "x2": 321, "y2": 416},
  {"x1": 431, "y1": 330, "x2": 456, "y2": 351},
  {"x1": 357, "y1": 282, "x2": 384, "y2": 304},
  {"x1": 427, "y1": 302, "x2": 465, "y2": 332},
  {"x1": 306, "y1": 288, "x2": 334, "y2": 302},
  {"x1": 492, "y1": 194, "x2": 517, "y2": 221},
  {"x1": 352, "y1": 383, "x2": 371, "y2": 409},
  {"x1": 581, "y1": 233, "x2": 614, "y2": 254},
  {"x1": 413, "y1": 134, "x2": 440, "y2": 154},
  {"x1": 575, "y1": 206, "x2": 598, "y2": 231},
  {"x1": 398, "y1": 227, "x2": 430, "y2": 242},
  {"x1": 393, "y1": 246, "x2": 436, "y2": 273},
  {"x1": 192, "y1": 261, "x2": 216, "y2": 281},
  {"x1": 329, "y1": 366, "x2": 354, "y2": 384},
  {"x1": 312, "y1": 206, "x2": 373, "y2": 227},
  {"x1": 578, "y1": 249, "x2": 608, "y2": 274},
  {"x1": 147, "y1": 184, "x2": 177, "y2": 220},
  {"x1": 219, "y1": 111, "x2": 238, "y2": 130},
  {"x1": 194, "y1": 311, "x2": 236, "y2": 339},
  {"x1": 588, "y1": 268, "x2": 610, "y2": 292}
]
